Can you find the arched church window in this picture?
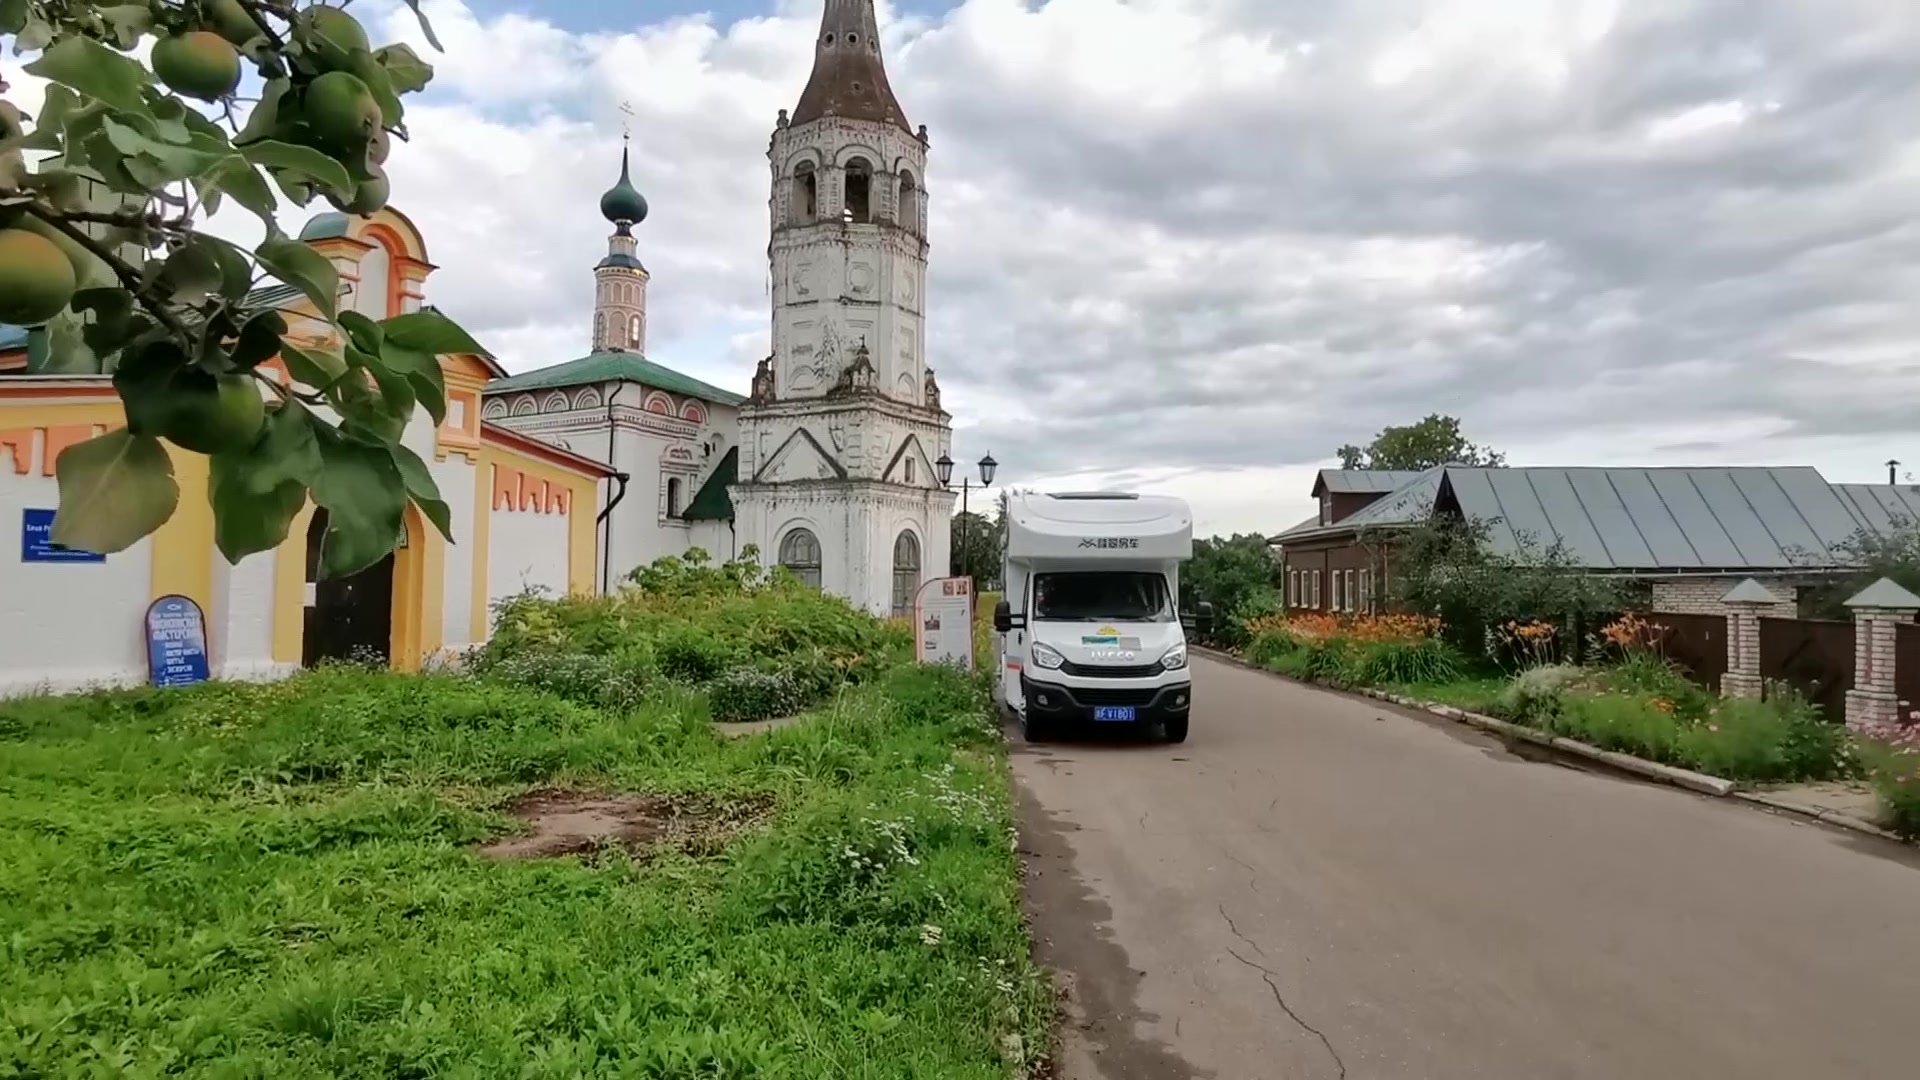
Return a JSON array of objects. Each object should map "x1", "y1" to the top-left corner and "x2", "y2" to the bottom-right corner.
[
  {"x1": 356, "y1": 239, "x2": 391, "y2": 319},
  {"x1": 780, "y1": 528, "x2": 822, "y2": 590},
  {"x1": 898, "y1": 170, "x2": 917, "y2": 229},
  {"x1": 845, "y1": 157, "x2": 872, "y2": 224},
  {"x1": 890, "y1": 531, "x2": 920, "y2": 616},
  {"x1": 666, "y1": 477, "x2": 683, "y2": 517},
  {"x1": 792, "y1": 161, "x2": 817, "y2": 225},
  {"x1": 594, "y1": 312, "x2": 605, "y2": 344},
  {"x1": 629, "y1": 314, "x2": 642, "y2": 347}
]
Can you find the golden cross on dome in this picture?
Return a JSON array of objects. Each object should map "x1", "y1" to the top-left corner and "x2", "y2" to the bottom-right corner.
[{"x1": 619, "y1": 100, "x2": 634, "y2": 140}]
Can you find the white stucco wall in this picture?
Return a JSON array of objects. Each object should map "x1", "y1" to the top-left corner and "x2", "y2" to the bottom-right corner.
[
  {"x1": 434, "y1": 455, "x2": 478, "y2": 646},
  {"x1": 215, "y1": 550, "x2": 283, "y2": 682},
  {"x1": 0, "y1": 428, "x2": 155, "y2": 695},
  {"x1": 487, "y1": 504, "x2": 571, "y2": 609}
]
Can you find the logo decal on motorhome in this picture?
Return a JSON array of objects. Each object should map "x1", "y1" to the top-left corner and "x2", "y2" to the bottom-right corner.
[
  {"x1": 1096, "y1": 626, "x2": 1118, "y2": 636},
  {"x1": 1079, "y1": 537, "x2": 1140, "y2": 549}
]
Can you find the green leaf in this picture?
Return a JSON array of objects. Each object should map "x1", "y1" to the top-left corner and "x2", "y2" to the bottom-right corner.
[
  {"x1": 23, "y1": 36, "x2": 151, "y2": 115},
  {"x1": 351, "y1": 342, "x2": 416, "y2": 418},
  {"x1": 159, "y1": 241, "x2": 224, "y2": 306},
  {"x1": 96, "y1": 4, "x2": 155, "y2": 49},
  {"x1": 236, "y1": 79, "x2": 290, "y2": 146},
  {"x1": 337, "y1": 311, "x2": 385, "y2": 355},
  {"x1": 332, "y1": 375, "x2": 407, "y2": 445},
  {"x1": 72, "y1": 289, "x2": 142, "y2": 359},
  {"x1": 245, "y1": 402, "x2": 324, "y2": 494},
  {"x1": 101, "y1": 117, "x2": 231, "y2": 182},
  {"x1": 208, "y1": 453, "x2": 307, "y2": 565},
  {"x1": 401, "y1": 0, "x2": 445, "y2": 51},
  {"x1": 279, "y1": 342, "x2": 348, "y2": 389},
  {"x1": 240, "y1": 140, "x2": 354, "y2": 201},
  {"x1": 378, "y1": 310, "x2": 486, "y2": 356},
  {"x1": 194, "y1": 234, "x2": 257, "y2": 302},
  {"x1": 113, "y1": 340, "x2": 189, "y2": 436},
  {"x1": 256, "y1": 235, "x2": 340, "y2": 323},
  {"x1": 0, "y1": 0, "x2": 27, "y2": 34},
  {"x1": 392, "y1": 442, "x2": 454, "y2": 542},
  {"x1": 310, "y1": 432, "x2": 408, "y2": 577},
  {"x1": 196, "y1": 156, "x2": 278, "y2": 224},
  {"x1": 347, "y1": 51, "x2": 403, "y2": 129},
  {"x1": 383, "y1": 343, "x2": 446, "y2": 426},
  {"x1": 50, "y1": 429, "x2": 179, "y2": 555},
  {"x1": 375, "y1": 44, "x2": 435, "y2": 94}
]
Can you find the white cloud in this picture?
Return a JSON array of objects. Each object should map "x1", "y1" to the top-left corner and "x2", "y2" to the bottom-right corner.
[{"x1": 8, "y1": 0, "x2": 1920, "y2": 540}]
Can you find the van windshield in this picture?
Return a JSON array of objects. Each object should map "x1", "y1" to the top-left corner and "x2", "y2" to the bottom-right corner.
[{"x1": 1032, "y1": 572, "x2": 1174, "y2": 623}]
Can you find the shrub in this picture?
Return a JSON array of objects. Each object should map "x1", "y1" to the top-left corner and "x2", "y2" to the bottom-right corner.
[
  {"x1": 708, "y1": 667, "x2": 808, "y2": 723},
  {"x1": 1855, "y1": 721, "x2": 1920, "y2": 838},
  {"x1": 1245, "y1": 629, "x2": 1301, "y2": 668},
  {"x1": 467, "y1": 649, "x2": 650, "y2": 713},
  {"x1": 1493, "y1": 663, "x2": 1584, "y2": 723},
  {"x1": 1601, "y1": 652, "x2": 1714, "y2": 721},
  {"x1": 656, "y1": 628, "x2": 735, "y2": 684},
  {"x1": 1547, "y1": 692, "x2": 1684, "y2": 763},
  {"x1": 1352, "y1": 638, "x2": 1463, "y2": 685}
]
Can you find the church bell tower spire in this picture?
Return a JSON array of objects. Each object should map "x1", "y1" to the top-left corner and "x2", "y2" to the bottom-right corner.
[
  {"x1": 592, "y1": 136, "x2": 650, "y2": 354},
  {"x1": 791, "y1": 0, "x2": 912, "y2": 132}
]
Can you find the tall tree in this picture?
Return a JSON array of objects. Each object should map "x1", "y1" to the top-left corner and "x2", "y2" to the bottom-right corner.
[
  {"x1": 950, "y1": 502, "x2": 1006, "y2": 587},
  {"x1": 1336, "y1": 414, "x2": 1505, "y2": 470},
  {"x1": 1180, "y1": 533, "x2": 1281, "y2": 617}
]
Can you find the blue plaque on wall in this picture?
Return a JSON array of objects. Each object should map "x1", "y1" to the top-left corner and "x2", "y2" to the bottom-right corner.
[
  {"x1": 145, "y1": 594, "x2": 211, "y2": 688},
  {"x1": 21, "y1": 508, "x2": 105, "y2": 563}
]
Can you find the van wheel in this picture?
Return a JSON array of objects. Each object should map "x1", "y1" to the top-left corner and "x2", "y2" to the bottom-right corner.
[
  {"x1": 1020, "y1": 712, "x2": 1051, "y2": 743},
  {"x1": 1160, "y1": 717, "x2": 1189, "y2": 744}
]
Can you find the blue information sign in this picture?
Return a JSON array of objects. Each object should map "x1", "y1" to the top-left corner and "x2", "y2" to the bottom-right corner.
[
  {"x1": 21, "y1": 508, "x2": 105, "y2": 563},
  {"x1": 145, "y1": 595, "x2": 211, "y2": 688}
]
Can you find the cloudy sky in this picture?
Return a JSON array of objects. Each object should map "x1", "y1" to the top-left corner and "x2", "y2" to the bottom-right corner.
[{"x1": 13, "y1": 0, "x2": 1920, "y2": 536}]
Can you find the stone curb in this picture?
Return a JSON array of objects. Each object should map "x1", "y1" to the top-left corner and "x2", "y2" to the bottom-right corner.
[
  {"x1": 1196, "y1": 646, "x2": 1907, "y2": 839},
  {"x1": 1729, "y1": 791, "x2": 1905, "y2": 843}
]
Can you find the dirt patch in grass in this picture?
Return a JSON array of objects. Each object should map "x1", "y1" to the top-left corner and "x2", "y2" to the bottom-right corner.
[{"x1": 477, "y1": 788, "x2": 774, "y2": 861}]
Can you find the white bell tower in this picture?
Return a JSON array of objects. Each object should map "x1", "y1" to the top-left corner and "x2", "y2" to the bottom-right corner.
[{"x1": 730, "y1": 0, "x2": 954, "y2": 614}]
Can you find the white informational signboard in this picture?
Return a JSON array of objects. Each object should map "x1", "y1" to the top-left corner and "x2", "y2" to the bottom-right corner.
[{"x1": 913, "y1": 576, "x2": 976, "y2": 669}]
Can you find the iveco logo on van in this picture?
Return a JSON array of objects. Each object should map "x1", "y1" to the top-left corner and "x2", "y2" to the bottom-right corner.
[
  {"x1": 1089, "y1": 649, "x2": 1137, "y2": 661},
  {"x1": 1079, "y1": 537, "x2": 1140, "y2": 549}
]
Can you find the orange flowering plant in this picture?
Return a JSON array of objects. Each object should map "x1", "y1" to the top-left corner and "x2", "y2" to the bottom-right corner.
[
  {"x1": 1491, "y1": 618, "x2": 1559, "y2": 669},
  {"x1": 1261, "y1": 612, "x2": 1442, "y2": 645},
  {"x1": 1598, "y1": 612, "x2": 1669, "y2": 656}
]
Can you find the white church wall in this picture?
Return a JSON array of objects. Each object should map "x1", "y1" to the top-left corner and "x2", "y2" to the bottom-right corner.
[
  {"x1": 215, "y1": 549, "x2": 283, "y2": 682},
  {"x1": 0, "y1": 428, "x2": 155, "y2": 696},
  {"x1": 433, "y1": 454, "x2": 478, "y2": 647},
  {"x1": 488, "y1": 502, "x2": 571, "y2": 608}
]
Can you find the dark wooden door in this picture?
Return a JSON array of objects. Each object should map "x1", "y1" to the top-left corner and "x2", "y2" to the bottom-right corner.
[
  {"x1": 303, "y1": 510, "x2": 395, "y2": 667},
  {"x1": 1758, "y1": 617, "x2": 1855, "y2": 718}
]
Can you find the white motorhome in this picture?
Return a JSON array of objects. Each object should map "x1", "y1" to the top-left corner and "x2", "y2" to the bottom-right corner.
[{"x1": 993, "y1": 491, "x2": 1214, "y2": 743}]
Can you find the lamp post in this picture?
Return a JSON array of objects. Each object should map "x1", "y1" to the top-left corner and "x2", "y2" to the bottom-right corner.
[{"x1": 935, "y1": 451, "x2": 998, "y2": 580}]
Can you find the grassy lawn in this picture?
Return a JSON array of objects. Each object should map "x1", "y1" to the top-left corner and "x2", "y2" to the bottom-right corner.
[
  {"x1": 1377, "y1": 676, "x2": 1506, "y2": 714},
  {"x1": 1, "y1": 589, "x2": 1048, "y2": 1074}
]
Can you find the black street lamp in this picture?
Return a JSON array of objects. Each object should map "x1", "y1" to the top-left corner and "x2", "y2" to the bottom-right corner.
[{"x1": 937, "y1": 452, "x2": 997, "y2": 579}]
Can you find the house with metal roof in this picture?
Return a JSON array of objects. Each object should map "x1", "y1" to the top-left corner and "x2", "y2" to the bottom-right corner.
[{"x1": 1272, "y1": 466, "x2": 1920, "y2": 619}]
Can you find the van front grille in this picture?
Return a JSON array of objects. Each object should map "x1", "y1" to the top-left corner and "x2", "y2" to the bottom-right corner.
[{"x1": 1060, "y1": 660, "x2": 1162, "y2": 679}]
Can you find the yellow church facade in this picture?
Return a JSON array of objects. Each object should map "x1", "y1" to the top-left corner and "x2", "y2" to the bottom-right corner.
[{"x1": 0, "y1": 208, "x2": 614, "y2": 695}]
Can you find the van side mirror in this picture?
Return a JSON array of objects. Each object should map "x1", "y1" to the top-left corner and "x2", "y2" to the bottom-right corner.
[
  {"x1": 993, "y1": 600, "x2": 1021, "y2": 633},
  {"x1": 1196, "y1": 601, "x2": 1216, "y2": 632}
]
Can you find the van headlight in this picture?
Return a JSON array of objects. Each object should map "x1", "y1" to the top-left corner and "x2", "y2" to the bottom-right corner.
[
  {"x1": 1030, "y1": 642, "x2": 1066, "y2": 670},
  {"x1": 1160, "y1": 643, "x2": 1188, "y2": 671}
]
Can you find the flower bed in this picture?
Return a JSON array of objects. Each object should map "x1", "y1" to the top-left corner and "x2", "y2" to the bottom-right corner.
[{"x1": 1236, "y1": 614, "x2": 1920, "y2": 833}]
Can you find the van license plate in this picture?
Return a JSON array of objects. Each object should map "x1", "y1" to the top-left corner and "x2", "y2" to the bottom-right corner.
[{"x1": 1093, "y1": 706, "x2": 1136, "y2": 722}]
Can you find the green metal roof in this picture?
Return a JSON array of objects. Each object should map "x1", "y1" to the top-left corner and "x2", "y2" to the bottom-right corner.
[
  {"x1": 299, "y1": 213, "x2": 352, "y2": 241},
  {"x1": 483, "y1": 350, "x2": 746, "y2": 405},
  {"x1": 681, "y1": 446, "x2": 738, "y2": 521}
]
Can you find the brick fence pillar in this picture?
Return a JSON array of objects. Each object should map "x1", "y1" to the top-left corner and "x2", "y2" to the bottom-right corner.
[
  {"x1": 1718, "y1": 578, "x2": 1779, "y2": 699},
  {"x1": 1843, "y1": 578, "x2": 1920, "y2": 732}
]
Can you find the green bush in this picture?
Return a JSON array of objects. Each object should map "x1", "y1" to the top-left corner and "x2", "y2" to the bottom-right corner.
[
  {"x1": 1352, "y1": 639, "x2": 1463, "y2": 686},
  {"x1": 1493, "y1": 664, "x2": 1584, "y2": 723},
  {"x1": 1601, "y1": 652, "x2": 1714, "y2": 721},
  {"x1": 656, "y1": 627, "x2": 734, "y2": 684},
  {"x1": 1547, "y1": 692, "x2": 1685, "y2": 763},
  {"x1": 709, "y1": 667, "x2": 807, "y2": 723},
  {"x1": 465, "y1": 649, "x2": 651, "y2": 713},
  {"x1": 1854, "y1": 725, "x2": 1920, "y2": 838},
  {"x1": 1245, "y1": 629, "x2": 1301, "y2": 668}
]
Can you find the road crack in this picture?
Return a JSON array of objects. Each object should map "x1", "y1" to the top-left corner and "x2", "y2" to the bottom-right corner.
[
  {"x1": 1218, "y1": 902, "x2": 1265, "y2": 956},
  {"x1": 1225, "y1": 945, "x2": 1347, "y2": 1080}
]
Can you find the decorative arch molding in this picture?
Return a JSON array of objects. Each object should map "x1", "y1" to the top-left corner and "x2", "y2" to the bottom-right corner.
[
  {"x1": 680, "y1": 401, "x2": 707, "y2": 424},
  {"x1": 573, "y1": 387, "x2": 603, "y2": 410},
  {"x1": 482, "y1": 398, "x2": 509, "y2": 419},
  {"x1": 643, "y1": 391, "x2": 674, "y2": 415},
  {"x1": 541, "y1": 391, "x2": 570, "y2": 413},
  {"x1": 509, "y1": 396, "x2": 537, "y2": 417},
  {"x1": 834, "y1": 143, "x2": 884, "y2": 169}
]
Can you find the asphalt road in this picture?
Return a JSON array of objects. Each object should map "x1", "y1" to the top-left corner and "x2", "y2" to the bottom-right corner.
[{"x1": 1012, "y1": 656, "x2": 1920, "y2": 1080}]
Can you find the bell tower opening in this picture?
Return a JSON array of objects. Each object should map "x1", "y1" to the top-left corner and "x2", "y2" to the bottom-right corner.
[{"x1": 845, "y1": 158, "x2": 872, "y2": 224}]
